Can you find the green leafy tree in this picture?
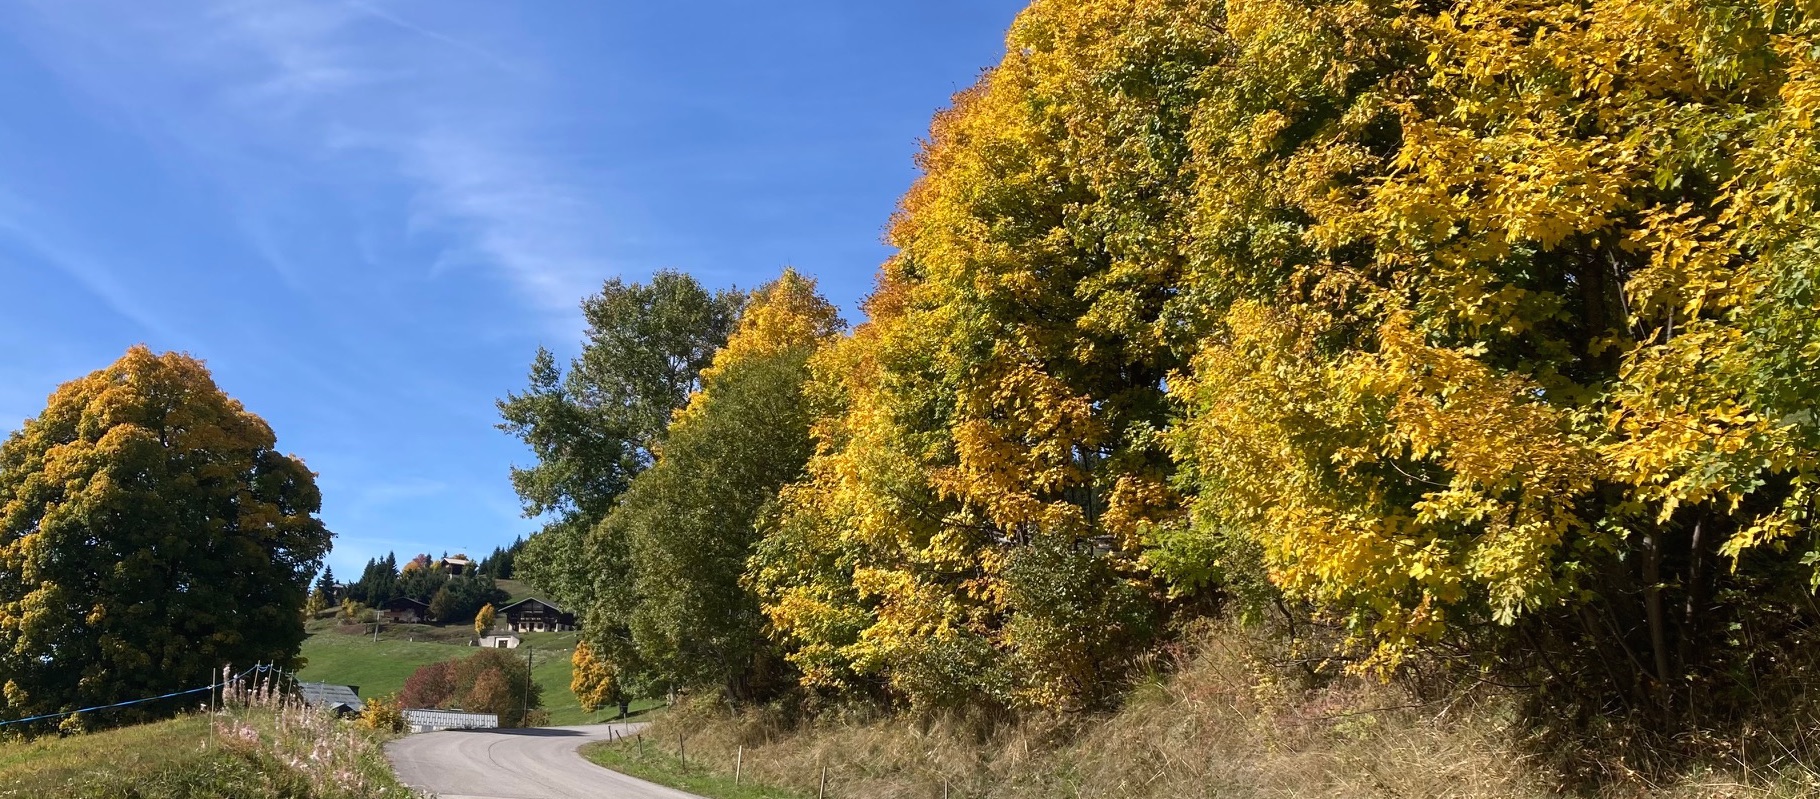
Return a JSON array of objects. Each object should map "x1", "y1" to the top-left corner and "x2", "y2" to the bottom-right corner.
[
  {"x1": 427, "y1": 585, "x2": 455, "y2": 623},
  {"x1": 498, "y1": 273, "x2": 744, "y2": 610},
  {"x1": 0, "y1": 346, "x2": 332, "y2": 731},
  {"x1": 499, "y1": 271, "x2": 743, "y2": 695},
  {"x1": 397, "y1": 556, "x2": 450, "y2": 602},
  {"x1": 615, "y1": 271, "x2": 842, "y2": 699}
]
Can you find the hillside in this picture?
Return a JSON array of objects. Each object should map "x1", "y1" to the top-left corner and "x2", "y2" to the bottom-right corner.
[
  {"x1": 296, "y1": 619, "x2": 659, "y2": 726},
  {"x1": 496, "y1": 578, "x2": 548, "y2": 604}
]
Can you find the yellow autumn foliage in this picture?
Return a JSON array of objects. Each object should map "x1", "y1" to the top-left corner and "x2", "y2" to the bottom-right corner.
[{"x1": 745, "y1": 0, "x2": 1820, "y2": 720}]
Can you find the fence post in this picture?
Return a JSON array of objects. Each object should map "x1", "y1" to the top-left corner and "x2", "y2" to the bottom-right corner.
[
  {"x1": 679, "y1": 732, "x2": 686, "y2": 768},
  {"x1": 818, "y1": 763, "x2": 827, "y2": 799},
  {"x1": 735, "y1": 745, "x2": 743, "y2": 784}
]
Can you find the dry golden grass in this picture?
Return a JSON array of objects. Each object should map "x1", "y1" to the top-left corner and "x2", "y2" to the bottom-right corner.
[{"x1": 633, "y1": 623, "x2": 1820, "y2": 799}]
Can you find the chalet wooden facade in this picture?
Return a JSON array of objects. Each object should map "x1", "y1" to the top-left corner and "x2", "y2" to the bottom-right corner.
[
  {"x1": 497, "y1": 597, "x2": 575, "y2": 633},
  {"x1": 382, "y1": 596, "x2": 430, "y2": 623}
]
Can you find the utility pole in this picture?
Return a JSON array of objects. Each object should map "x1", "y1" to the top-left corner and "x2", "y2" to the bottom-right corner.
[{"x1": 522, "y1": 646, "x2": 534, "y2": 726}]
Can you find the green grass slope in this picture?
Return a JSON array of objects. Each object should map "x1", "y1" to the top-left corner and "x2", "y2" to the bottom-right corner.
[
  {"x1": 585, "y1": 737, "x2": 805, "y2": 799},
  {"x1": 298, "y1": 619, "x2": 661, "y2": 726},
  {"x1": 0, "y1": 711, "x2": 408, "y2": 799},
  {"x1": 297, "y1": 620, "x2": 472, "y2": 699},
  {"x1": 495, "y1": 578, "x2": 547, "y2": 603}
]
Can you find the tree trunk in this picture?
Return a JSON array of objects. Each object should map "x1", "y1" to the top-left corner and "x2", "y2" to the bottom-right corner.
[
  {"x1": 1643, "y1": 531, "x2": 1673, "y2": 693},
  {"x1": 1678, "y1": 516, "x2": 1707, "y2": 679}
]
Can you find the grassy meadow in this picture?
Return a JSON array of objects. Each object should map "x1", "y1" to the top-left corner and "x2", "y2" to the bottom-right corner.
[
  {"x1": 296, "y1": 618, "x2": 660, "y2": 726},
  {"x1": 0, "y1": 709, "x2": 409, "y2": 799},
  {"x1": 585, "y1": 736, "x2": 806, "y2": 799}
]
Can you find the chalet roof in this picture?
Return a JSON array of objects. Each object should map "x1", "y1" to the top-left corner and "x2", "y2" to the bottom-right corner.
[
  {"x1": 297, "y1": 682, "x2": 364, "y2": 713},
  {"x1": 497, "y1": 597, "x2": 568, "y2": 615},
  {"x1": 384, "y1": 596, "x2": 431, "y2": 609}
]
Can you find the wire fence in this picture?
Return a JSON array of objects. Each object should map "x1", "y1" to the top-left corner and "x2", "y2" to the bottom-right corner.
[{"x1": 0, "y1": 662, "x2": 285, "y2": 730}]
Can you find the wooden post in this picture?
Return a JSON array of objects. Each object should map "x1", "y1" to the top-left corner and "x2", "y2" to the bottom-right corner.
[
  {"x1": 735, "y1": 745, "x2": 743, "y2": 784},
  {"x1": 818, "y1": 764, "x2": 827, "y2": 799},
  {"x1": 679, "y1": 732, "x2": 686, "y2": 768},
  {"x1": 522, "y1": 647, "x2": 534, "y2": 727}
]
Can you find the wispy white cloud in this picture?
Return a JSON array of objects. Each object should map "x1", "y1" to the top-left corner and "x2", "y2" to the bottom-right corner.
[
  {"x1": 216, "y1": 0, "x2": 606, "y2": 314},
  {"x1": 397, "y1": 129, "x2": 612, "y2": 311},
  {"x1": 342, "y1": 0, "x2": 522, "y2": 77},
  {"x1": 13, "y1": 0, "x2": 610, "y2": 321},
  {"x1": 0, "y1": 194, "x2": 184, "y2": 343}
]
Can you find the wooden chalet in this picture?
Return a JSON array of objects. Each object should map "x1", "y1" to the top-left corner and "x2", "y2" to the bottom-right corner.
[
  {"x1": 382, "y1": 596, "x2": 430, "y2": 623},
  {"x1": 438, "y1": 555, "x2": 473, "y2": 576},
  {"x1": 497, "y1": 597, "x2": 576, "y2": 633}
]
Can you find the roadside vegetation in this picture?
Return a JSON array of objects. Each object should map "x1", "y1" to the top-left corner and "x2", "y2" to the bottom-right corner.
[
  {"x1": 496, "y1": 0, "x2": 1820, "y2": 795},
  {"x1": 608, "y1": 623, "x2": 1820, "y2": 799},
  {"x1": 584, "y1": 733, "x2": 807, "y2": 799},
  {"x1": 4, "y1": 0, "x2": 1819, "y2": 795},
  {"x1": 0, "y1": 675, "x2": 409, "y2": 799}
]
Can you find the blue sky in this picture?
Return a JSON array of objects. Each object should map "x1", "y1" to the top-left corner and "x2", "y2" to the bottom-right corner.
[{"x1": 0, "y1": 0, "x2": 1024, "y2": 578}]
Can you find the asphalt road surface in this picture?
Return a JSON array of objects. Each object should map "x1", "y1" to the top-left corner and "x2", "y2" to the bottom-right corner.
[{"x1": 387, "y1": 723, "x2": 704, "y2": 799}]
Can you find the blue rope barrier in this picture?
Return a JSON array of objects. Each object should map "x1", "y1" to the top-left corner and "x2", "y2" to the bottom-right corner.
[{"x1": 0, "y1": 664, "x2": 266, "y2": 729}]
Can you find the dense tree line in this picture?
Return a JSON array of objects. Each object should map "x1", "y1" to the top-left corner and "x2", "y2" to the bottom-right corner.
[
  {"x1": 344, "y1": 553, "x2": 399, "y2": 607},
  {"x1": 502, "y1": 0, "x2": 1820, "y2": 764},
  {"x1": 476, "y1": 537, "x2": 524, "y2": 579},
  {"x1": 338, "y1": 551, "x2": 506, "y2": 624}
]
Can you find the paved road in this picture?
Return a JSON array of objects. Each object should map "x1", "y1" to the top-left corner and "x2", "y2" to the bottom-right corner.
[{"x1": 387, "y1": 723, "x2": 703, "y2": 799}]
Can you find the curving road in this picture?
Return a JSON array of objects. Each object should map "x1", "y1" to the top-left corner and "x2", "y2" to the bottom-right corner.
[{"x1": 386, "y1": 723, "x2": 704, "y2": 799}]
